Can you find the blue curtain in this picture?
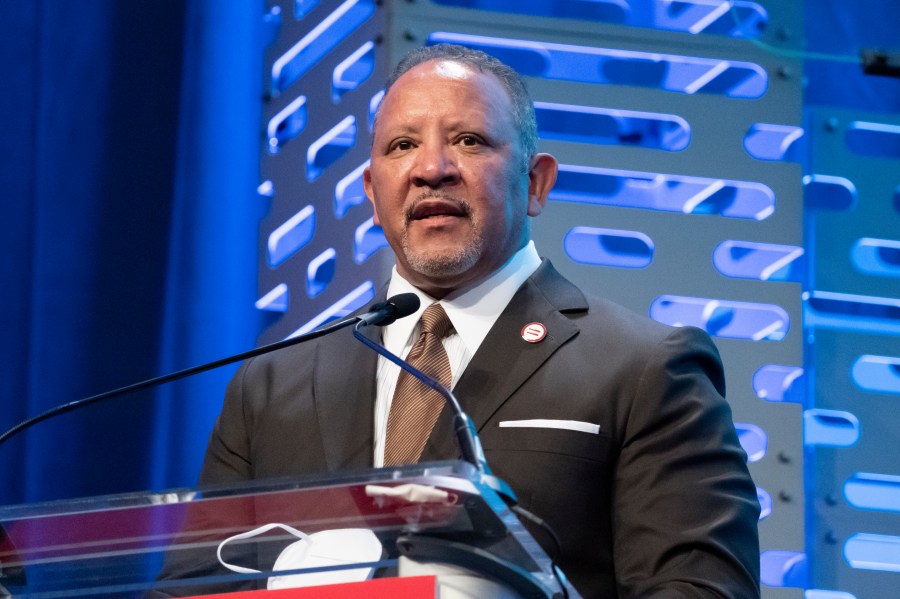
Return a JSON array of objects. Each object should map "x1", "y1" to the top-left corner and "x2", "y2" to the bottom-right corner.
[{"x1": 0, "y1": 0, "x2": 263, "y2": 505}]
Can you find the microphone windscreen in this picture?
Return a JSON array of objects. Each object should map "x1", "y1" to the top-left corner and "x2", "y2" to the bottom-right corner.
[{"x1": 388, "y1": 293, "x2": 420, "y2": 319}]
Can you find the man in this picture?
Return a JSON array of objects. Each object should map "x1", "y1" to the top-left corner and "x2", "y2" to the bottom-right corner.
[{"x1": 179, "y1": 44, "x2": 760, "y2": 597}]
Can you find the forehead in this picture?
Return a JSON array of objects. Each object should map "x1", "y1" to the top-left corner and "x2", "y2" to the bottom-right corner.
[{"x1": 376, "y1": 59, "x2": 515, "y2": 130}]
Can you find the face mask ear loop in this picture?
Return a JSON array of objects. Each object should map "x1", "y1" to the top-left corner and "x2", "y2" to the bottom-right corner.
[{"x1": 217, "y1": 523, "x2": 311, "y2": 574}]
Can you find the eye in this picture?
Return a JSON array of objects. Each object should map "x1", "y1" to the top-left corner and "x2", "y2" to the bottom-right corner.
[
  {"x1": 457, "y1": 134, "x2": 483, "y2": 147},
  {"x1": 390, "y1": 139, "x2": 414, "y2": 152}
]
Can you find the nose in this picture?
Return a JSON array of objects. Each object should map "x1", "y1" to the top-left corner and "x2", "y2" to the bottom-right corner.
[{"x1": 410, "y1": 141, "x2": 460, "y2": 188}]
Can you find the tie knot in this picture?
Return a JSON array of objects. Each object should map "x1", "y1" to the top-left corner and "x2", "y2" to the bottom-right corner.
[{"x1": 420, "y1": 303, "x2": 453, "y2": 339}]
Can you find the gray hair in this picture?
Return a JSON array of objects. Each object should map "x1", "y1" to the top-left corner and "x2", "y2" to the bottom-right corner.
[{"x1": 375, "y1": 44, "x2": 538, "y2": 170}]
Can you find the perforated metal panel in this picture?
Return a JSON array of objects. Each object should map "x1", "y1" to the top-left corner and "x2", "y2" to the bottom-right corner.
[
  {"x1": 804, "y1": 108, "x2": 900, "y2": 598},
  {"x1": 257, "y1": 0, "x2": 392, "y2": 345}
]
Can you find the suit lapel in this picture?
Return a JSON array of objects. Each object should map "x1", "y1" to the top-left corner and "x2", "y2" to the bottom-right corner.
[
  {"x1": 420, "y1": 260, "x2": 588, "y2": 461},
  {"x1": 313, "y1": 317, "x2": 381, "y2": 471}
]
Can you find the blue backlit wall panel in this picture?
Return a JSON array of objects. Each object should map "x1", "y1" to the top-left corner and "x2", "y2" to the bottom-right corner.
[
  {"x1": 258, "y1": 1, "x2": 392, "y2": 345},
  {"x1": 805, "y1": 108, "x2": 900, "y2": 596}
]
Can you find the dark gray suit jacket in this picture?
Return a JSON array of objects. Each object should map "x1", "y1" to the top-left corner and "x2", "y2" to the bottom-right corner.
[{"x1": 188, "y1": 260, "x2": 759, "y2": 598}]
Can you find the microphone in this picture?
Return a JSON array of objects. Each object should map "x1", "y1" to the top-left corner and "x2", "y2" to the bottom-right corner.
[
  {"x1": 352, "y1": 310, "x2": 518, "y2": 505},
  {"x1": 0, "y1": 294, "x2": 422, "y2": 447},
  {"x1": 358, "y1": 293, "x2": 420, "y2": 326}
]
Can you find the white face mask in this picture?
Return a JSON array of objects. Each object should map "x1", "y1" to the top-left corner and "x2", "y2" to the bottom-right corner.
[{"x1": 216, "y1": 523, "x2": 383, "y2": 590}]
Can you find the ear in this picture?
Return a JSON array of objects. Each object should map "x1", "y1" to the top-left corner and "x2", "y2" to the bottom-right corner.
[
  {"x1": 526, "y1": 153, "x2": 558, "y2": 217},
  {"x1": 363, "y1": 166, "x2": 381, "y2": 226}
]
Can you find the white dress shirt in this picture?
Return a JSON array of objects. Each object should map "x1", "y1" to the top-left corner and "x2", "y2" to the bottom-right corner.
[{"x1": 373, "y1": 242, "x2": 542, "y2": 467}]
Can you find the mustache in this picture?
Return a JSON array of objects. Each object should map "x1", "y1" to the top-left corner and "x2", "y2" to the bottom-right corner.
[{"x1": 405, "y1": 192, "x2": 472, "y2": 222}]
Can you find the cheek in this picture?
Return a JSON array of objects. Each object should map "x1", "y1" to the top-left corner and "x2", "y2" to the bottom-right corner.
[
  {"x1": 479, "y1": 171, "x2": 527, "y2": 220},
  {"x1": 367, "y1": 181, "x2": 397, "y2": 221},
  {"x1": 371, "y1": 168, "x2": 408, "y2": 204},
  {"x1": 370, "y1": 194, "x2": 407, "y2": 240}
]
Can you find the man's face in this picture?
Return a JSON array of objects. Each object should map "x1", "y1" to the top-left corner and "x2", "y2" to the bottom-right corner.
[{"x1": 364, "y1": 59, "x2": 549, "y2": 298}]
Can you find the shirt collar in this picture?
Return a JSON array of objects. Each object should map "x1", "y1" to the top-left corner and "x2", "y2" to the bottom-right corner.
[{"x1": 383, "y1": 242, "x2": 542, "y2": 355}]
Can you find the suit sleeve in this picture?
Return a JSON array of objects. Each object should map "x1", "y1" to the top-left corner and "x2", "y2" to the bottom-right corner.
[
  {"x1": 198, "y1": 358, "x2": 255, "y2": 486},
  {"x1": 612, "y1": 326, "x2": 760, "y2": 598}
]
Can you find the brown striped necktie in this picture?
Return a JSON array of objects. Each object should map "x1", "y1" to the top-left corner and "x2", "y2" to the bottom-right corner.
[{"x1": 383, "y1": 303, "x2": 454, "y2": 466}]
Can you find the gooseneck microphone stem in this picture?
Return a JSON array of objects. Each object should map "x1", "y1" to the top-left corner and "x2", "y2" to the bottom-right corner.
[
  {"x1": 0, "y1": 294, "x2": 420, "y2": 447},
  {"x1": 353, "y1": 320, "x2": 482, "y2": 470},
  {"x1": 353, "y1": 317, "x2": 519, "y2": 510},
  {"x1": 0, "y1": 318, "x2": 353, "y2": 447}
]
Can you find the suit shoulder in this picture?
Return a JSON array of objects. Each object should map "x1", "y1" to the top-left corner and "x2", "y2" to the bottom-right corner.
[
  {"x1": 579, "y1": 292, "x2": 672, "y2": 339},
  {"x1": 530, "y1": 260, "x2": 716, "y2": 354},
  {"x1": 573, "y1": 292, "x2": 720, "y2": 359}
]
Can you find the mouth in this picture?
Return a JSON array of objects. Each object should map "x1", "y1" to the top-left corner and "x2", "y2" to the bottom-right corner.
[{"x1": 407, "y1": 197, "x2": 470, "y2": 223}]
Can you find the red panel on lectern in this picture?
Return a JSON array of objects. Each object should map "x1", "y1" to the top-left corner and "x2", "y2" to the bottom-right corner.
[{"x1": 188, "y1": 575, "x2": 437, "y2": 599}]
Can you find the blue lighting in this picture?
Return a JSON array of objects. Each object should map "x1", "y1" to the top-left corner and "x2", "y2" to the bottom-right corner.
[
  {"x1": 551, "y1": 164, "x2": 775, "y2": 220},
  {"x1": 535, "y1": 101, "x2": 690, "y2": 151},
  {"x1": 851, "y1": 355, "x2": 900, "y2": 394},
  {"x1": 267, "y1": 95, "x2": 307, "y2": 154},
  {"x1": 804, "y1": 409, "x2": 860, "y2": 447},
  {"x1": 845, "y1": 121, "x2": 900, "y2": 159},
  {"x1": 255, "y1": 283, "x2": 289, "y2": 313},
  {"x1": 368, "y1": 90, "x2": 384, "y2": 133},
  {"x1": 753, "y1": 364, "x2": 805, "y2": 403},
  {"x1": 844, "y1": 473, "x2": 900, "y2": 513},
  {"x1": 844, "y1": 533, "x2": 900, "y2": 573},
  {"x1": 354, "y1": 217, "x2": 388, "y2": 263},
  {"x1": 271, "y1": 0, "x2": 375, "y2": 96},
  {"x1": 563, "y1": 226, "x2": 654, "y2": 268},
  {"x1": 803, "y1": 174, "x2": 857, "y2": 211},
  {"x1": 262, "y1": 5, "x2": 282, "y2": 47},
  {"x1": 760, "y1": 550, "x2": 808, "y2": 588},
  {"x1": 743, "y1": 123, "x2": 805, "y2": 162},
  {"x1": 735, "y1": 422, "x2": 768, "y2": 462},
  {"x1": 307, "y1": 115, "x2": 357, "y2": 182},
  {"x1": 851, "y1": 237, "x2": 900, "y2": 278},
  {"x1": 431, "y1": 0, "x2": 768, "y2": 38},
  {"x1": 651, "y1": 295, "x2": 790, "y2": 341},
  {"x1": 334, "y1": 161, "x2": 369, "y2": 218},
  {"x1": 758, "y1": 486, "x2": 772, "y2": 520},
  {"x1": 306, "y1": 248, "x2": 337, "y2": 298},
  {"x1": 805, "y1": 291, "x2": 900, "y2": 335},
  {"x1": 433, "y1": 0, "x2": 628, "y2": 24},
  {"x1": 428, "y1": 32, "x2": 768, "y2": 98},
  {"x1": 257, "y1": 180, "x2": 275, "y2": 198},
  {"x1": 267, "y1": 205, "x2": 316, "y2": 268},
  {"x1": 294, "y1": 0, "x2": 319, "y2": 19},
  {"x1": 289, "y1": 281, "x2": 375, "y2": 338},
  {"x1": 332, "y1": 41, "x2": 376, "y2": 102},
  {"x1": 805, "y1": 591, "x2": 856, "y2": 599},
  {"x1": 713, "y1": 240, "x2": 804, "y2": 281}
]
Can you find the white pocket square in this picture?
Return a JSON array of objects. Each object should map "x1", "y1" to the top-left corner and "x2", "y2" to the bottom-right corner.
[{"x1": 498, "y1": 419, "x2": 600, "y2": 434}]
